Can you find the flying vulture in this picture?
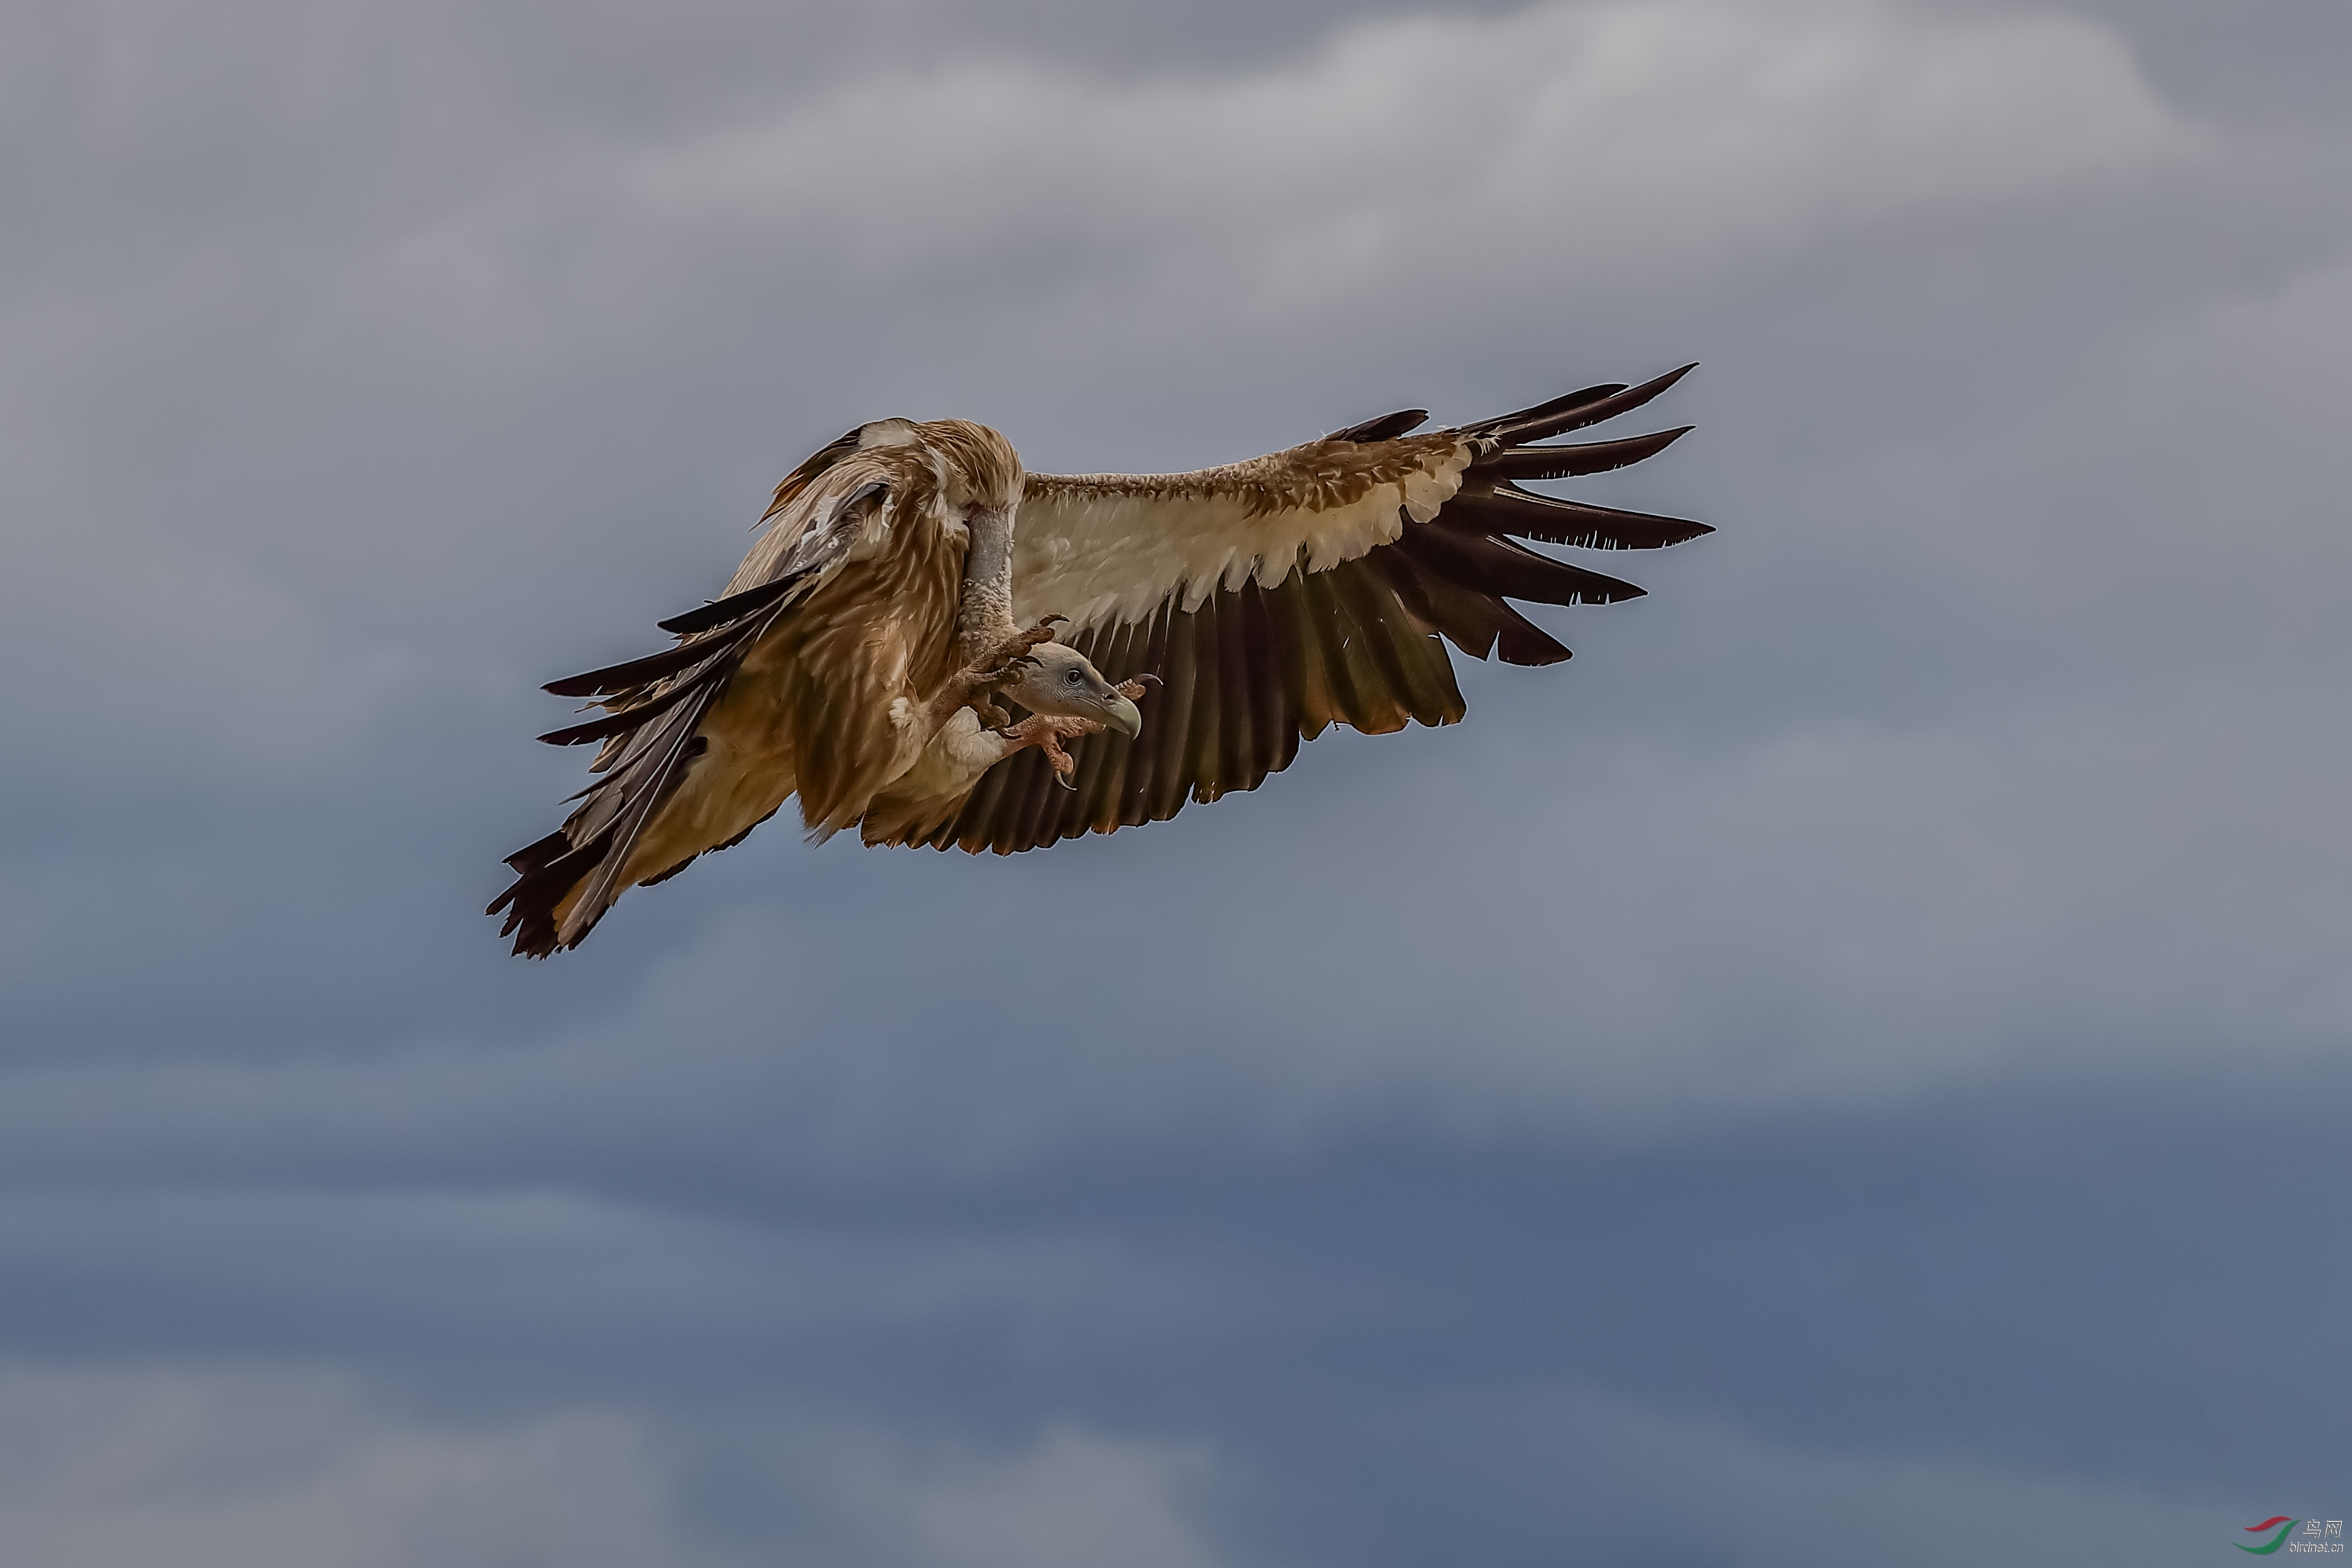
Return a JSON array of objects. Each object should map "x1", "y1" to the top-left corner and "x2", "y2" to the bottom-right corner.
[{"x1": 491, "y1": 366, "x2": 1708, "y2": 955}]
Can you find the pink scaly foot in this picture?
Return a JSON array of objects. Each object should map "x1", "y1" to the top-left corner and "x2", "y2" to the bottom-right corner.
[{"x1": 998, "y1": 713, "x2": 1100, "y2": 789}]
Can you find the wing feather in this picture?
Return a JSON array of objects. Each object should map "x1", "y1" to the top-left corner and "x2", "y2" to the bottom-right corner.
[
  {"x1": 541, "y1": 631, "x2": 741, "y2": 699},
  {"x1": 490, "y1": 470, "x2": 896, "y2": 953},
  {"x1": 1122, "y1": 608, "x2": 1176, "y2": 822},
  {"x1": 1485, "y1": 426, "x2": 1691, "y2": 481},
  {"x1": 1325, "y1": 408, "x2": 1432, "y2": 443},
  {"x1": 1475, "y1": 363, "x2": 1697, "y2": 441},
  {"x1": 1439, "y1": 486, "x2": 1711, "y2": 551},
  {"x1": 908, "y1": 370, "x2": 1706, "y2": 854},
  {"x1": 933, "y1": 554, "x2": 1463, "y2": 853},
  {"x1": 1147, "y1": 600, "x2": 1204, "y2": 821},
  {"x1": 1388, "y1": 521, "x2": 1646, "y2": 606}
]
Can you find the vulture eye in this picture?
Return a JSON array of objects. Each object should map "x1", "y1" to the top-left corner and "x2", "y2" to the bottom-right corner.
[{"x1": 1065, "y1": 669, "x2": 1083, "y2": 684}]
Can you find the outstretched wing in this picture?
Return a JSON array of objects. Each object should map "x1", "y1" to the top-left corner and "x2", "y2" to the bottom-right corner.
[
  {"x1": 902, "y1": 366, "x2": 1708, "y2": 855},
  {"x1": 488, "y1": 450, "x2": 897, "y2": 956}
]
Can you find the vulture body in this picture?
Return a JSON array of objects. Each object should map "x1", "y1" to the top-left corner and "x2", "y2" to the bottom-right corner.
[{"x1": 493, "y1": 368, "x2": 1709, "y2": 954}]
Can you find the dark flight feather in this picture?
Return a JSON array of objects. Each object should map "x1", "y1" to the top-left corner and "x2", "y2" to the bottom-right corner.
[
  {"x1": 535, "y1": 677, "x2": 708, "y2": 746},
  {"x1": 543, "y1": 633, "x2": 735, "y2": 698},
  {"x1": 1438, "y1": 488, "x2": 1713, "y2": 551},
  {"x1": 1484, "y1": 363, "x2": 1696, "y2": 442},
  {"x1": 1327, "y1": 408, "x2": 1432, "y2": 443},
  {"x1": 929, "y1": 368, "x2": 1706, "y2": 855},
  {"x1": 1483, "y1": 426, "x2": 1692, "y2": 480},
  {"x1": 655, "y1": 569, "x2": 810, "y2": 637},
  {"x1": 1389, "y1": 521, "x2": 1646, "y2": 605},
  {"x1": 1475, "y1": 381, "x2": 1626, "y2": 434}
]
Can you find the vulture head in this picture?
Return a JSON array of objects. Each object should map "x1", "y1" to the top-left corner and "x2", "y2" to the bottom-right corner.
[{"x1": 1003, "y1": 642, "x2": 1142, "y2": 739}]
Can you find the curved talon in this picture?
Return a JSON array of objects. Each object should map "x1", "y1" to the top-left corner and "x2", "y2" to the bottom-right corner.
[
  {"x1": 967, "y1": 648, "x2": 1041, "y2": 691},
  {"x1": 998, "y1": 712, "x2": 1093, "y2": 786},
  {"x1": 940, "y1": 620, "x2": 1084, "y2": 735},
  {"x1": 1007, "y1": 618, "x2": 1064, "y2": 655}
]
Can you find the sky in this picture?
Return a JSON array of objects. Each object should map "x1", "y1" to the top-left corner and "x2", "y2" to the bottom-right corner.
[{"x1": 2, "y1": 0, "x2": 2349, "y2": 1562}]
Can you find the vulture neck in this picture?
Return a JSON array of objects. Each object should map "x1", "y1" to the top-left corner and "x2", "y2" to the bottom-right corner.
[{"x1": 956, "y1": 506, "x2": 1018, "y2": 662}]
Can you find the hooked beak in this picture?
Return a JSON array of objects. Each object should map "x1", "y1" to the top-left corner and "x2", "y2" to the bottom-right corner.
[{"x1": 1102, "y1": 693, "x2": 1142, "y2": 739}]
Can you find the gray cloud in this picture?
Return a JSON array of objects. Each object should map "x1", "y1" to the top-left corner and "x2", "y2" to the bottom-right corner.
[{"x1": 4, "y1": 0, "x2": 2350, "y2": 1561}]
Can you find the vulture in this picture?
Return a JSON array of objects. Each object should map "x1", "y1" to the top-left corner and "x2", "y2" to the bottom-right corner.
[{"x1": 492, "y1": 366, "x2": 1709, "y2": 955}]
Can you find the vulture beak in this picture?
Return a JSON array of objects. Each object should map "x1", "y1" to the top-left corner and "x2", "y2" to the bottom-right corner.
[{"x1": 1102, "y1": 692, "x2": 1143, "y2": 740}]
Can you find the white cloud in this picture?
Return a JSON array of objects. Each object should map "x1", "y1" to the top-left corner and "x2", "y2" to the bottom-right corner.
[
  {"x1": 0, "y1": 1362, "x2": 1229, "y2": 1568},
  {"x1": 805, "y1": 1423, "x2": 1224, "y2": 1568},
  {"x1": 359, "y1": 0, "x2": 2201, "y2": 368},
  {"x1": 0, "y1": 1363, "x2": 685, "y2": 1568}
]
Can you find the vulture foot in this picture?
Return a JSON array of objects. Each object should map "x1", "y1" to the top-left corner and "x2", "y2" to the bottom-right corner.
[
  {"x1": 995, "y1": 673, "x2": 1158, "y2": 787},
  {"x1": 935, "y1": 616, "x2": 1067, "y2": 729},
  {"x1": 997, "y1": 713, "x2": 1098, "y2": 787}
]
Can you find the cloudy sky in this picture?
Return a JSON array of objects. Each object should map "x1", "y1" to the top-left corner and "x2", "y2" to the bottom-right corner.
[{"x1": 5, "y1": 0, "x2": 2350, "y2": 1562}]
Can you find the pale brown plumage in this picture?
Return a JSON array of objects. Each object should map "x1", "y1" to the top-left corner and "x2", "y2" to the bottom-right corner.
[
  {"x1": 492, "y1": 418, "x2": 1021, "y2": 955},
  {"x1": 492, "y1": 368, "x2": 1709, "y2": 953}
]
